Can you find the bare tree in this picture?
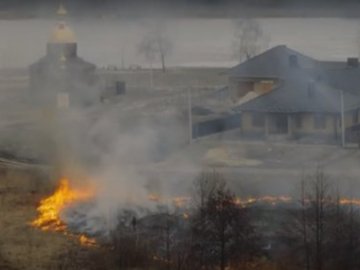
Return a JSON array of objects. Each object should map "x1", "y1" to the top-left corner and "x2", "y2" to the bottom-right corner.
[
  {"x1": 327, "y1": 192, "x2": 360, "y2": 270},
  {"x1": 300, "y1": 176, "x2": 311, "y2": 270},
  {"x1": 190, "y1": 168, "x2": 260, "y2": 270},
  {"x1": 232, "y1": 18, "x2": 269, "y2": 63},
  {"x1": 309, "y1": 169, "x2": 331, "y2": 270},
  {"x1": 190, "y1": 169, "x2": 226, "y2": 269},
  {"x1": 138, "y1": 19, "x2": 173, "y2": 74},
  {"x1": 191, "y1": 168, "x2": 226, "y2": 214},
  {"x1": 279, "y1": 168, "x2": 360, "y2": 270}
]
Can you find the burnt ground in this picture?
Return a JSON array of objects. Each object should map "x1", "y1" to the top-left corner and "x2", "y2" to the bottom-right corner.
[{"x1": 1, "y1": 67, "x2": 360, "y2": 268}]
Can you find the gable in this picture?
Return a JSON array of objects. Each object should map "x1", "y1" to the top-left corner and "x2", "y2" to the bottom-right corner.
[{"x1": 228, "y1": 45, "x2": 319, "y2": 79}]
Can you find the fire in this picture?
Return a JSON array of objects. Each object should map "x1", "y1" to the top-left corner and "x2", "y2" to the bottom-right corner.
[
  {"x1": 233, "y1": 196, "x2": 360, "y2": 207},
  {"x1": 79, "y1": 235, "x2": 97, "y2": 247},
  {"x1": 32, "y1": 178, "x2": 95, "y2": 245},
  {"x1": 148, "y1": 193, "x2": 161, "y2": 203},
  {"x1": 339, "y1": 198, "x2": 360, "y2": 206},
  {"x1": 234, "y1": 196, "x2": 292, "y2": 206}
]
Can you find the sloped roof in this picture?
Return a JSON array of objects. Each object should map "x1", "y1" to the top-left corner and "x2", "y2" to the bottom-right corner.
[
  {"x1": 234, "y1": 71, "x2": 360, "y2": 113},
  {"x1": 230, "y1": 45, "x2": 360, "y2": 113},
  {"x1": 30, "y1": 54, "x2": 96, "y2": 72},
  {"x1": 323, "y1": 68, "x2": 360, "y2": 95},
  {"x1": 228, "y1": 45, "x2": 319, "y2": 78}
]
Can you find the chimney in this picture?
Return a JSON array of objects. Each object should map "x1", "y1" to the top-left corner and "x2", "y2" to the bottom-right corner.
[
  {"x1": 347, "y1": 57, "x2": 359, "y2": 68},
  {"x1": 289, "y1": 54, "x2": 298, "y2": 68}
]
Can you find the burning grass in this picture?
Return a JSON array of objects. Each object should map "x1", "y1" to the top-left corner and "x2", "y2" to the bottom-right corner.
[
  {"x1": 32, "y1": 178, "x2": 93, "y2": 231},
  {"x1": 0, "y1": 166, "x2": 101, "y2": 270},
  {"x1": 31, "y1": 177, "x2": 97, "y2": 246},
  {"x1": 0, "y1": 167, "x2": 69, "y2": 269}
]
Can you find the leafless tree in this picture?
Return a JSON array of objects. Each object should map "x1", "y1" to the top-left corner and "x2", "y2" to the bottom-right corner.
[
  {"x1": 109, "y1": 211, "x2": 151, "y2": 269},
  {"x1": 327, "y1": 191, "x2": 360, "y2": 270},
  {"x1": 190, "y1": 168, "x2": 260, "y2": 270},
  {"x1": 279, "y1": 169, "x2": 331, "y2": 270},
  {"x1": 280, "y1": 168, "x2": 360, "y2": 270},
  {"x1": 309, "y1": 169, "x2": 331, "y2": 270},
  {"x1": 191, "y1": 168, "x2": 226, "y2": 214},
  {"x1": 232, "y1": 18, "x2": 269, "y2": 63},
  {"x1": 300, "y1": 176, "x2": 311, "y2": 270},
  {"x1": 138, "y1": 19, "x2": 173, "y2": 73}
]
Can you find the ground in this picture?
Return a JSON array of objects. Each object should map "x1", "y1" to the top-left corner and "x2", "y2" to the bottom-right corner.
[
  {"x1": 154, "y1": 135, "x2": 360, "y2": 198},
  {"x1": 0, "y1": 162, "x2": 83, "y2": 270},
  {"x1": 1, "y1": 67, "x2": 360, "y2": 269}
]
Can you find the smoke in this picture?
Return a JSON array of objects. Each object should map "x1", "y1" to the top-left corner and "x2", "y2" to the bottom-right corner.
[
  {"x1": 45, "y1": 95, "x2": 192, "y2": 236},
  {"x1": 1, "y1": 1, "x2": 360, "y2": 240}
]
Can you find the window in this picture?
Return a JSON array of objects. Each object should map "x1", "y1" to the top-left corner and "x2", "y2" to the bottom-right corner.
[
  {"x1": 353, "y1": 110, "x2": 359, "y2": 124},
  {"x1": 307, "y1": 82, "x2": 315, "y2": 98},
  {"x1": 251, "y1": 113, "x2": 265, "y2": 127},
  {"x1": 314, "y1": 114, "x2": 326, "y2": 129},
  {"x1": 294, "y1": 115, "x2": 302, "y2": 128},
  {"x1": 289, "y1": 54, "x2": 298, "y2": 67},
  {"x1": 274, "y1": 114, "x2": 288, "y2": 133}
]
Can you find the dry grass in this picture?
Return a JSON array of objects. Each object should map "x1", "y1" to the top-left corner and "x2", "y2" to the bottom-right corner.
[{"x1": 0, "y1": 166, "x2": 87, "y2": 270}]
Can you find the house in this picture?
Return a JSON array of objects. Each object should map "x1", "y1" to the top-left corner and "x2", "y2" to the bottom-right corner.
[
  {"x1": 231, "y1": 45, "x2": 360, "y2": 144},
  {"x1": 228, "y1": 45, "x2": 317, "y2": 101}
]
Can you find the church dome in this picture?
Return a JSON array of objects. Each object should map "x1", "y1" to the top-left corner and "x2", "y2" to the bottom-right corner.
[{"x1": 49, "y1": 22, "x2": 76, "y2": 44}]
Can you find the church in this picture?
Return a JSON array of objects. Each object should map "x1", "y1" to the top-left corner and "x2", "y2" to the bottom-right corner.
[{"x1": 29, "y1": 5, "x2": 98, "y2": 108}]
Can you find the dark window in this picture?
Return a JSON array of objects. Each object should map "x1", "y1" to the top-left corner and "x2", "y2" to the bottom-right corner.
[
  {"x1": 307, "y1": 82, "x2": 315, "y2": 98},
  {"x1": 289, "y1": 54, "x2": 298, "y2": 67},
  {"x1": 273, "y1": 114, "x2": 288, "y2": 133},
  {"x1": 251, "y1": 113, "x2": 265, "y2": 127},
  {"x1": 353, "y1": 110, "x2": 359, "y2": 124},
  {"x1": 347, "y1": 57, "x2": 359, "y2": 68},
  {"x1": 314, "y1": 114, "x2": 326, "y2": 129},
  {"x1": 115, "y1": 81, "x2": 126, "y2": 95},
  {"x1": 294, "y1": 115, "x2": 302, "y2": 128}
]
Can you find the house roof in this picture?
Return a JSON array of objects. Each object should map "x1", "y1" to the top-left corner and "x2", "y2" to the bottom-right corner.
[
  {"x1": 323, "y1": 68, "x2": 360, "y2": 95},
  {"x1": 230, "y1": 45, "x2": 360, "y2": 114},
  {"x1": 228, "y1": 45, "x2": 319, "y2": 78},
  {"x1": 233, "y1": 71, "x2": 360, "y2": 114}
]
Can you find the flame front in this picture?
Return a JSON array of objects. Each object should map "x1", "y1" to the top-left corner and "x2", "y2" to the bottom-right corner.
[
  {"x1": 32, "y1": 178, "x2": 93, "y2": 231},
  {"x1": 32, "y1": 178, "x2": 96, "y2": 246}
]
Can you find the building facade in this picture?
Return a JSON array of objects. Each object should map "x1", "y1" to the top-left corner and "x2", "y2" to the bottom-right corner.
[{"x1": 231, "y1": 45, "x2": 360, "y2": 144}]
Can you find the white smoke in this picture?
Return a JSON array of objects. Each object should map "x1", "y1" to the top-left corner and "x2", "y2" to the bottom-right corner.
[{"x1": 49, "y1": 97, "x2": 192, "y2": 237}]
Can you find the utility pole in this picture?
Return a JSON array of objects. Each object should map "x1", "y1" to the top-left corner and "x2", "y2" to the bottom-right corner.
[
  {"x1": 188, "y1": 87, "x2": 193, "y2": 144},
  {"x1": 341, "y1": 90, "x2": 345, "y2": 147},
  {"x1": 149, "y1": 61, "x2": 154, "y2": 90}
]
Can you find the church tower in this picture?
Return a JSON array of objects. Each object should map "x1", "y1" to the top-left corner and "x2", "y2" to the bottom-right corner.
[
  {"x1": 29, "y1": 4, "x2": 98, "y2": 108},
  {"x1": 47, "y1": 4, "x2": 77, "y2": 60}
]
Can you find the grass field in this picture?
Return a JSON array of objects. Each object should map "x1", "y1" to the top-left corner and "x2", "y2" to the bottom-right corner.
[{"x1": 0, "y1": 166, "x2": 80, "y2": 270}]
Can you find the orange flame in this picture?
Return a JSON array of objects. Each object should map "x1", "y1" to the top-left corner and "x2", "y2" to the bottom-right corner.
[
  {"x1": 79, "y1": 235, "x2": 97, "y2": 247},
  {"x1": 339, "y1": 198, "x2": 360, "y2": 206},
  {"x1": 148, "y1": 194, "x2": 190, "y2": 207},
  {"x1": 32, "y1": 178, "x2": 96, "y2": 246},
  {"x1": 234, "y1": 196, "x2": 360, "y2": 207}
]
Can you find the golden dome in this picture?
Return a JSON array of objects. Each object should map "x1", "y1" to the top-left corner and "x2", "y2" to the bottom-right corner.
[
  {"x1": 49, "y1": 22, "x2": 76, "y2": 44},
  {"x1": 57, "y1": 4, "x2": 68, "y2": 17}
]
